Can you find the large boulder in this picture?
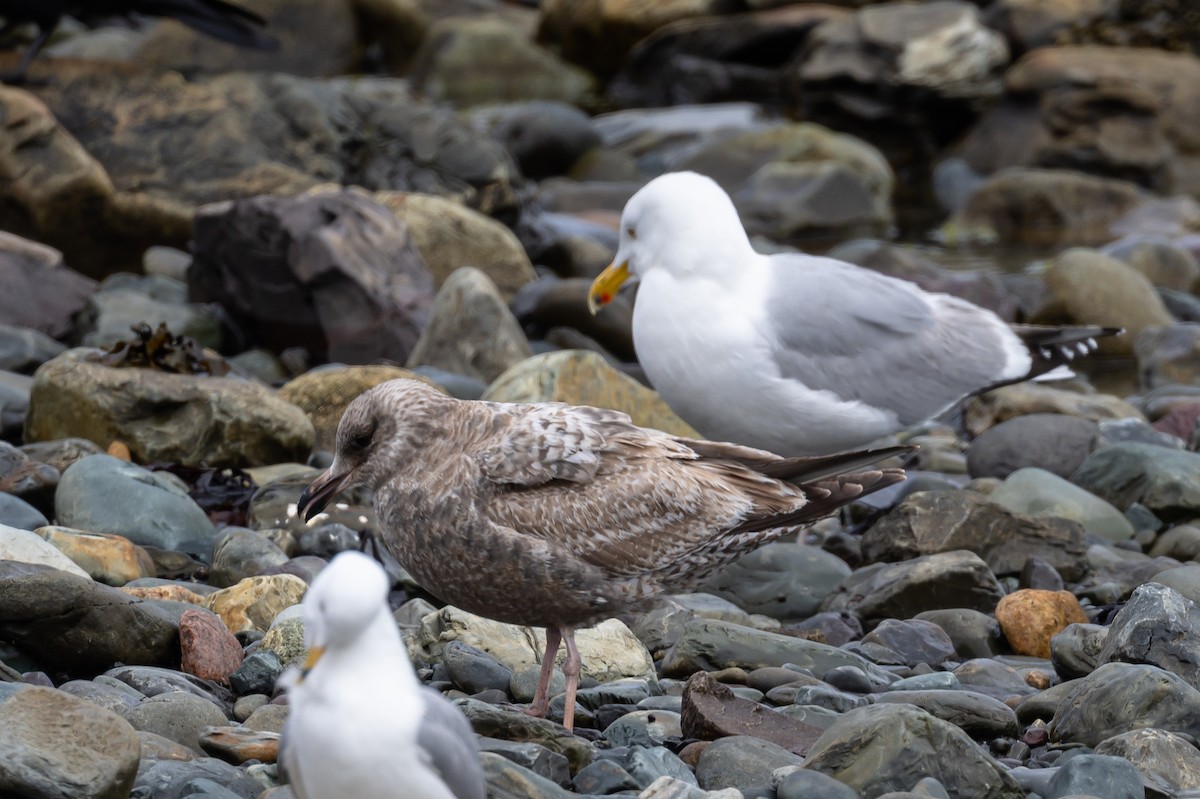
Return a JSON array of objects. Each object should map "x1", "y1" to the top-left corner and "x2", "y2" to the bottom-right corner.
[
  {"x1": 190, "y1": 190, "x2": 434, "y2": 364},
  {"x1": 25, "y1": 349, "x2": 314, "y2": 468},
  {"x1": 951, "y1": 46, "x2": 1200, "y2": 199},
  {"x1": 6, "y1": 69, "x2": 519, "y2": 276}
]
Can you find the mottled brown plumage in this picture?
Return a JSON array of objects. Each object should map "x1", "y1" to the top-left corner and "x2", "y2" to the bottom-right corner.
[{"x1": 298, "y1": 378, "x2": 909, "y2": 730}]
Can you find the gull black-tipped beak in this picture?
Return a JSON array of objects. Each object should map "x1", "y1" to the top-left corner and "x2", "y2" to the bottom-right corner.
[{"x1": 297, "y1": 469, "x2": 353, "y2": 522}]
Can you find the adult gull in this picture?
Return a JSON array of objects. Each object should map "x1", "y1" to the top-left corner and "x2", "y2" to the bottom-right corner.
[
  {"x1": 587, "y1": 171, "x2": 1120, "y2": 456},
  {"x1": 296, "y1": 378, "x2": 909, "y2": 730},
  {"x1": 279, "y1": 550, "x2": 486, "y2": 799}
]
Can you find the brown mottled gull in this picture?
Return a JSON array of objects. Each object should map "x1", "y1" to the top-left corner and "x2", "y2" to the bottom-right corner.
[
  {"x1": 587, "y1": 171, "x2": 1122, "y2": 456},
  {"x1": 296, "y1": 378, "x2": 909, "y2": 730}
]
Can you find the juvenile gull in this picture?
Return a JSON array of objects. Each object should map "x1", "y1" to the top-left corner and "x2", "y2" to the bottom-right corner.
[
  {"x1": 587, "y1": 171, "x2": 1121, "y2": 456},
  {"x1": 279, "y1": 550, "x2": 486, "y2": 799},
  {"x1": 296, "y1": 378, "x2": 909, "y2": 730}
]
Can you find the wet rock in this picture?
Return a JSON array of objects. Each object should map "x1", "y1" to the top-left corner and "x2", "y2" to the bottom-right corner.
[
  {"x1": 966, "y1": 382, "x2": 1145, "y2": 435},
  {"x1": 966, "y1": 414, "x2": 1097, "y2": 479},
  {"x1": 455, "y1": 698, "x2": 592, "y2": 773},
  {"x1": 804, "y1": 704, "x2": 1022, "y2": 799},
  {"x1": 54, "y1": 455, "x2": 216, "y2": 556},
  {"x1": 230, "y1": 652, "x2": 282, "y2": 697},
  {"x1": 0, "y1": 685, "x2": 140, "y2": 799},
  {"x1": 202, "y1": 575, "x2": 308, "y2": 634},
  {"x1": 0, "y1": 523, "x2": 91, "y2": 578},
  {"x1": 1094, "y1": 728, "x2": 1200, "y2": 795},
  {"x1": 861, "y1": 619, "x2": 956, "y2": 667},
  {"x1": 417, "y1": 606, "x2": 655, "y2": 684},
  {"x1": 471, "y1": 101, "x2": 599, "y2": 180},
  {"x1": 821, "y1": 551, "x2": 1005, "y2": 621},
  {"x1": 1136, "y1": 323, "x2": 1200, "y2": 389},
  {"x1": 1044, "y1": 753, "x2": 1143, "y2": 799},
  {"x1": 478, "y1": 738, "x2": 571, "y2": 788},
  {"x1": 380, "y1": 192, "x2": 536, "y2": 301},
  {"x1": 278, "y1": 365, "x2": 433, "y2": 452},
  {"x1": 946, "y1": 168, "x2": 1151, "y2": 247},
  {"x1": 443, "y1": 641, "x2": 514, "y2": 695},
  {"x1": 864, "y1": 490, "x2": 1088, "y2": 580},
  {"x1": 410, "y1": 16, "x2": 594, "y2": 108},
  {"x1": 873, "y1": 689, "x2": 1019, "y2": 740},
  {"x1": 406, "y1": 267, "x2": 532, "y2": 384},
  {"x1": 695, "y1": 735, "x2": 805, "y2": 793},
  {"x1": 0, "y1": 323, "x2": 66, "y2": 374},
  {"x1": 574, "y1": 759, "x2": 639, "y2": 794},
  {"x1": 1072, "y1": 442, "x2": 1200, "y2": 519},
  {"x1": 179, "y1": 608, "x2": 244, "y2": 685},
  {"x1": 1049, "y1": 623, "x2": 1108, "y2": 679},
  {"x1": 123, "y1": 691, "x2": 228, "y2": 754},
  {"x1": 27, "y1": 350, "x2": 314, "y2": 468},
  {"x1": 1098, "y1": 582, "x2": 1200, "y2": 688},
  {"x1": 483, "y1": 350, "x2": 698, "y2": 437},
  {"x1": 511, "y1": 274, "x2": 636, "y2": 362},
  {"x1": 989, "y1": 467, "x2": 1134, "y2": 543},
  {"x1": 660, "y1": 618, "x2": 892, "y2": 686},
  {"x1": 952, "y1": 47, "x2": 1200, "y2": 201},
  {"x1": 0, "y1": 562, "x2": 180, "y2": 678},
  {"x1": 604, "y1": 710, "x2": 682, "y2": 747},
  {"x1": 914, "y1": 609, "x2": 1004, "y2": 659},
  {"x1": 132, "y1": 755, "x2": 264, "y2": 799},
  {"x1": 190, "y1": 190, "x2": 434, "y2": 365},
  {"x1": 681, "y1": 671, "x2": 822, "y2": 756},
  {"x1": 0, "y1": 232, "x2": 96, "y2": 337},
  {"x1": 105, "y1": 665, "x2": 233, "y2": 713},
  {"x1": 34, "y1": 527, "x2": 154, "y2": 586},
  {"x1": 995, "y1": 590, "x2": 1088, "y2": 659},
  {"x1": 787, "y1": 611, "x2": 862, "y2": 649},
  {"x1": 209, "y1": 528, "x2": 289, "y2": 589},
  {"x1": 1044, "y1": 249, "x2": 1174, "y2": 355},
  {"x1": 702, "y1": 543, "x2": 850, "y2": 621},
  {"x1": 1050, "y1": 662, "x2": 1200, "y2": 745}
]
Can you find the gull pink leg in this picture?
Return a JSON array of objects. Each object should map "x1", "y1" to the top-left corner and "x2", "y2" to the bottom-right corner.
[
  {"x1": 524, "y1": 626, "x2": 562, "y2": 719},
  {"x1": 561, "y1": 627, "x2": 582, "y2": 732}
]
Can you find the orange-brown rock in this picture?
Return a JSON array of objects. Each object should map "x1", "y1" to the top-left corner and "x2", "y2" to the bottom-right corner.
[
  {"x1": 199, "y1": 726, "x2": 280, "y2": 764},
  {"x1": 996, "y1": 589, "x2": 1088, "y2": 658},
  {"x1": 121, "y1": 585, "x2": 207, "y2": 604}
]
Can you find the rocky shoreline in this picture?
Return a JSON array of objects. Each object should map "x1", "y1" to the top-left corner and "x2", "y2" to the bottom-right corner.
[{"x1": 1, "y1": 0, "x2": 1200, "y2": 797}]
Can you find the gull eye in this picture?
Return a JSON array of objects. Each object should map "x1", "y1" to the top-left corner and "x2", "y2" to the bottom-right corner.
[
  {"x1": 345, "y1": 425, "x2": 374, "y2": 452},
  {"x1": 626, "y1": 226, "x2": 637, "y2": 240}
]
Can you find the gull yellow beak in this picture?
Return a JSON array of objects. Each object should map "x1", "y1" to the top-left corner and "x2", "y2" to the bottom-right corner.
[
  {"x1": 587, "y1": 261, "x2": 630, "y2": 315},
  {"x1": 300, "y1": 645, "x2": 326, "y2": 678}
]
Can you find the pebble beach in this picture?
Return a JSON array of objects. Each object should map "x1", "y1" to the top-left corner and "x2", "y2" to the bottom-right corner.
[{"x1": 1, "y1": 1, "x2": 1200, "y2": 798}]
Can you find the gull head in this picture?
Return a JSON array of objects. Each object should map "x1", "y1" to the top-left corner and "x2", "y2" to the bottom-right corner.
[
  {"x1": 297, "y1": 378, "x2": 448, "y2": 522},
  {"x1": 298, "y1": 550, "x2": 390, "y2": 675},
  {"x1": 588, "y1": 171, "x2": 753, "y2": 314}
]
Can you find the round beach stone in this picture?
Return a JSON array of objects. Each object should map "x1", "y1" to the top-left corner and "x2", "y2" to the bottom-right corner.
[
  {"x1": 703, "y1": 543, "x2": 850, "y2": 621},
  {"x1": 0, "y1": 685, "x2": 141, "y2": 799},
  {"x1": 122, "y1": 691, "x2": 228, "y2": 754},
  {"x1": 996, "y1": 589, "x2": 1088, "y2": 659},
  {"x1": 1044, "y1": 753, "x2": 1143, "y2": 799},
  {"x1": 1097, "y1": 582, "x2": 1200, "y2": 688},
  {"x1": 35, "y1": 526, "x2": 154, "y2": 586},
  {"x1": 967, "y1": 414, "x2": 1097, "y2": 479},
  {"x1": 1050, "y1": 662, "x2": 1200, "y2": 745},
  {"x1": 804, "y1": 704, "x2": 1021, "y2": 799},
  {"x1": 202, "y1": 574, "x2": 308, "y2": 634},
  {"x1": 695, "y1": 736, "x2": 805, "y2": 792},
  {"x1": 1094, "y1": 728, "x2": 1200, "y2": 794},
  {"x1": 0, "y1": 523, "x2": 91, "y2": 578},
  {"x1": 56, "y1": 455, "x2": 216, "y2": 557}
]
